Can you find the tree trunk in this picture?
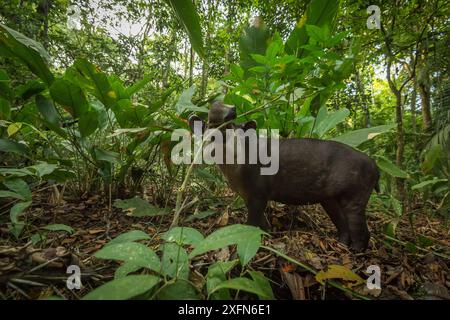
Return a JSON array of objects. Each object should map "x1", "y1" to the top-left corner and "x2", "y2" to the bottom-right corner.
[
  {"x1": 355, "y1": 70, "x2": 370, "y2": 127},
  {"x1": 189, "y1": 46, "x2": 194, "y2": 87},
  {"x1": 411, "y1": 80, "x2": 417, "y2": 146},
  {"x1": 394, "y1": 91, "x2": 405, "y2": 203},
  {"x1": 419, "y1": 82, "x2": 432, "y2": 132}
]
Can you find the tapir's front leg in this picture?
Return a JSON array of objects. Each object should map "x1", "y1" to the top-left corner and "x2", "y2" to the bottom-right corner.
[{"x1": 245, "y1": 198, "x2": 269, "y2": 231}]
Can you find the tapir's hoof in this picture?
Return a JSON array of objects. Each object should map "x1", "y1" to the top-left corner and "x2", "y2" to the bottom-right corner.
[
  {"x1": 338, "y1": 233, "x2": 351, "y2": 247},
  {"x1": 349, "y1": 239, "x2": 369, "y2": 252}
]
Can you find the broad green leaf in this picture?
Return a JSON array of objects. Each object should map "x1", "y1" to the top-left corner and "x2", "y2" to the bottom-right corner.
[
  {"x1": 115, "y1": 262, "x2": 142, "y2": 279},
  {"x1": 27, "y1": 161, "x2": 58, "y2": 177},
  {"x1": 411, "y1": 178, "x2": 447, "y2": 190},
  {"x1": 83, "y1": 275, "x2": 160, "y2": 300},
  {"x1": 10, "y1": 200, "x2": 31, "y2": 225},
  {"x1": 421, "y1": 144, "x2": 443, "y2": 173},
  {"x1": 113, "y1": 197, "x2": 169, "y2": 217},
  {"x1": 93, "y1": 148, "x2": 120, "y2": 164},
  {"x1": 175, "y1": 85, "x2": 207, "y2": 114},
  {"x1": 3, "y1": 178, "x2": 31, "y2": 200},
  {"x1": 50, "y1": 78, "x2": 88, "y2": 118},
  {"x1": 165, "y1": 0, "x2": 204, "y2": 58},
  {"x1": 305, "y1": 24, "x2": 329, "y2": 44},
  {"x1": 95, "y1": 242, "x2": 161, "y2": 273},
  {"x1": 0, "y1": 98, "x2": 10, "y2": 119},
  {"x1": 35, "y1": 95, "x2": 60, "y2": 125},
  {"x1": 162, "y1": 227, "x2": 204, "y2": 246},
  {"x1": 286, "y1": 0, "x2": 340, "y2": 57},
  {"x1": 0, "y1": 190, "x2": 25, "y2": 200},
  {"x1": 161, "y1": 243, "x2": 189, "y2": 280},
  {"x1": 0, "y1": 138, "x2": 28, "y2": 155},
  {"x1": 0, "y1": 167, "x2": 33, "y2": 177},
  {"x1": 314, "y1": 107, "x2": 350, "y2": 138},
  {"x1": 248, "y1": 271, "x2": 275, "y2": 300},
  {"x1": 239, "y1": 17, "x2": 271, "y2": 76},
  {"x1": 107, "y1": 230, "x2": 150, "y2": 246},
  {"x1": 41, "y1": 224, "x2": 74, "y2": 234},
  {"x1": 78, "y1": 109, "x2": 99, "y2": 137},
  {"x1": 16, "y1": 80, "x2": 46, "y2": 100},
  {"x1": 125, "y1": 75, "x2": 152, "y2": 97},
  {"x1": 376, "y1": 156, "x2": 409, "y2": 179},
  {"x1": 157, "y1": 279, "x2": 199, "y2": 300},
  {"x1": 331, "y1": 124, "x2": 395, "y2": 148},
  {"x1": 189, "y1": 224, "x2": 267, "y2": 258},
  {"x1": 0, "y1": 24, "x2": 54, "y2": 85},
  {"x1": 206, "y1": 260, "x2": 238, "y2": 300},
  {"x1": 236, "y1": 232, "x2": 261, "y2": 267},
  {"x1": 210, "y1": 277, "x2": 273, "y2": 300},
  {"x1": 74, "y1": 58, "x2": 116, "y2": 109}
]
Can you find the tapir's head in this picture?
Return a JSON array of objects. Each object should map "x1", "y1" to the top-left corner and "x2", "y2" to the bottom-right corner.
[{"x1": 188, "y1": 101, "x2": 256, "y2": 133}]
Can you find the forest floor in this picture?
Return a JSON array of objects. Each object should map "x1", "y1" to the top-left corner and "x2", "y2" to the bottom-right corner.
[{"x1": 0, "y1": 189, "x2": 449, "y2": 300}]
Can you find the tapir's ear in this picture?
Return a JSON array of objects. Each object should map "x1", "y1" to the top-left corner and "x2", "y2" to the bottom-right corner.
[
  {"x1": 188, "y1": 114, "x2": 204, "y2": 132},
  {"x1": 243, "y1": 120, "x2": 257, "y2": 131}
]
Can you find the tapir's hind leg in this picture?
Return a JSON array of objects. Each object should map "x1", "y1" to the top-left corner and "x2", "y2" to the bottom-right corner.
[
  {"x1": 321, "y1": 200, "x2": 350, "y2": 246},
  {"x1": 245, "y1": 198, "x2": 269, "y2": 231},
  {"x1": 339, "y1": 193, "x2": 371, "y2": 251}
]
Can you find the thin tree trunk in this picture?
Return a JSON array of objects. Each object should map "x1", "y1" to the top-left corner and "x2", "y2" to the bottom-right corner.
[
  {"x1": 189, "y1": 46, "x2": 194, "y2": 87},
  {"x1": 419, "y1": 82, "x2": 432, "y2": 132},
  {"x1": 411, "y1": 79, "x2": 417, "y2": 146}
]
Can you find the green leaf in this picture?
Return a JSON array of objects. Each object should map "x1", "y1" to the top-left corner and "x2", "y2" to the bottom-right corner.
[
  {"x1": 189, "y1": 224, "x2": 266, "y2": 258},
  {"x1": 0, "y1": 98, "x2": 11, "y2": 119},
  {"x1": 95, "y1": 242, "x2": 161, "y2": 273},
  {"x1": 376, "y1": 156, "x2": 409, "y2": 179},
  {"x1": 113, "y1": 197, "x2": 169, "y2": 217},
  {"x1": 106, "y1": 230, "x2": 151, "y2": 246},
  {"x1": 206, "y1": 260, "x2": 238, "y2": 300},
  {"x1": 35, "y1": 95, "x2": 60, "y2": 125},
  {"x1": 0, "y1": 24, "x2": 54, "y2": 85},
  {"x1": 175, "y1": 85, "x2": 207, "y2": 114},
  {"x1": 165, "y1": 0, "x2": 204, "y2": 58},
  {"x1": 41, "y1": 224, "x2": 74, "y2": 234},
  {"x1": 16, "y1": 80, "x2": 46, "y2": 100},
  {"x1": 236, "y1": 232, "x2": 261, "y2": 267},
  {"x1": 286, "y1": 0, "x2": 340, "y2": 57},
  {"x1": 74, "y1": 58, "x2": 116, "y2": 109},
  {"x1": 10, "y1": 200, "x2": 31, "y2": 226},
  {"x1": 82, "y1": 275, "x2": 160, "y2": 300},
  {"x1": 0, "y1": 138, "x2": 28, "y2": 155},
  {"x1": 125, "y1": 75, "x2": 152, "y2": 97},
  {"x1": 313, "y1": 107, "x2": 349, "y2": 138},
  {"x1": 27, "y1": 161, "x2": 58, "y2": 177},
  {"x1": 93, "y1": 148, "x2": 120, "y2": 164},
  {"x1": 239, "y1": 17, "x2": 271, "y2": 77},
  {"x1": 0, "y1": 190, "x2": 25, "y2": 200},
  {"x1": 157, "y1": 279, "x2": 199, "y2": 300},
  {"x1": 421, "y1": 144, "x2": 443, "y2": 173},
  {"x1": 50, "y1": 78, "x2": 88, "y2": 118},
  {"x1": 210, "y1": 276, "x2": 273, "y2": 300},
  {"x1": 3, "y1": 178, "x2": 31, "y2": 200},
  {"x1": 411, "y1": 178, "x2": 447, "y2": 190},
  {"x1": 161, "y1": 243, "x2": 189, "y2": 280},
  {"x1": 78, "y1": 109, "x2": 99, "y2": 137},
  {"x1": 331, "y1": 124, "x2": 395, "y2": 148},
  {"x1": 248, "y1": 271, "x2": 275, "y2": 300},
  {"x1": 162, "y1": 227, "x2": 204, "y2": 246},
  {"x1": 305, "y1": 24, "x2": 329, "y2": 44},
  {"x1": 114, "y1": 262, "x2": 142, "y2": 279}
]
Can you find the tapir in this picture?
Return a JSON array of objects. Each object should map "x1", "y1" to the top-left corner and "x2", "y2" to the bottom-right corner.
[{"x1": 189, "y1": 101, "x2": 380, "y2": 251}]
